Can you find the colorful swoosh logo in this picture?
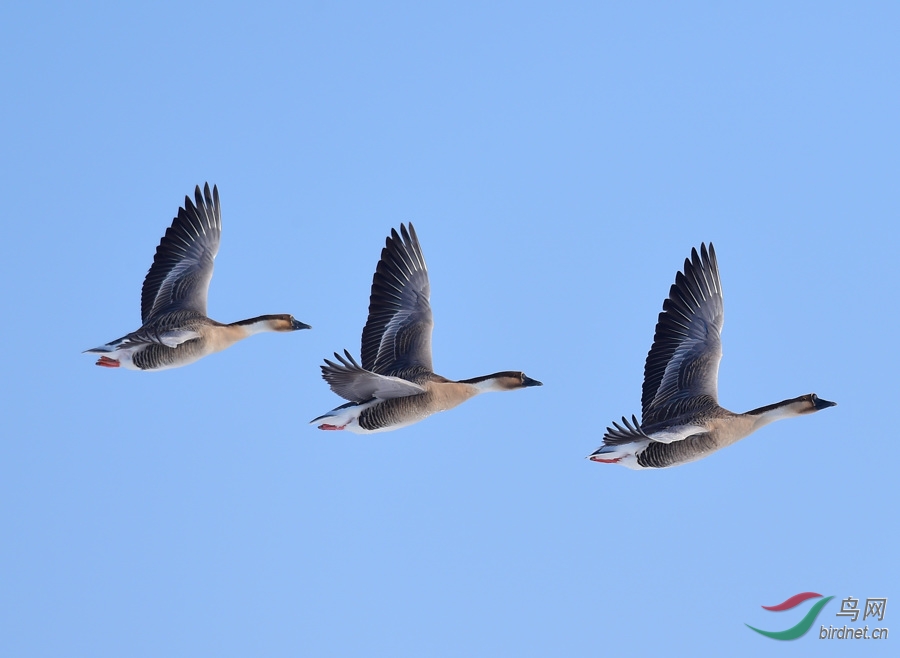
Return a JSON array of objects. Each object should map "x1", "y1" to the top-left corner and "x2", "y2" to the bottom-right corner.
[
  {"x1": 761, "y1": 591, "x2": 823, "y2": 611},
  {"x1": 746, "y1": 592, "x2": 834, "y2": 640}
]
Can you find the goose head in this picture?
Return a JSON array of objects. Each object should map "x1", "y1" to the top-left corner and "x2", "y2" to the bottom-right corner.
[
  {"x1": 800, "y1": 393, "x2": 837, "y2": 413},
  {"x1": 261, "y1": 314, "x2": 312, "y2": 332}
]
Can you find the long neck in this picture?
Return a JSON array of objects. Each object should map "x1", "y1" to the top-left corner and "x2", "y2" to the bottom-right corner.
[
  {"x1": 206, "y1": 316, "x2": 283, "y2": 352},
  {"x1": 467, "y1": 379, "x2": 506, "y2": 394},
  {"x1": 456, "y1": 372, "x2": 520, "y2": 393},
  {"x1": 228, "y1": 315, "x2": 285, "y2": 336},
  {"x1": 744, "y1": 398, "x2": 807, "y2": 431}
]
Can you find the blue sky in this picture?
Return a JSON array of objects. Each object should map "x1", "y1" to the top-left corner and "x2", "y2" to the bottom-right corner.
[{"x1": 1, "y1": 2, "x2": 897, "y2": 656}]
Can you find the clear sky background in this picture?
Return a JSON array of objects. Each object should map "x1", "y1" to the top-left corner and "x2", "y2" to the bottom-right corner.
[{"x1": 1, "y1": 2, "x2": 897, "y2": 656}]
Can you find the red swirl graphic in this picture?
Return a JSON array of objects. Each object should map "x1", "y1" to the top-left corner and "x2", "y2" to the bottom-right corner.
[{"x1": 761, "y1": 592, "x2": 822, "y2": 611}]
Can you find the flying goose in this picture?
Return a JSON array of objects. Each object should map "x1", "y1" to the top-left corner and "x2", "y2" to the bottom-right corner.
[
  {"x1": 589, "y1": 243, "x2": 835, "y2": 469},
  {"x1": 85, "y1": 183, "x2": 310, "y2": 370},
  {"x1": 311, "y1": 223, "x2": 541, "y2": 433}
]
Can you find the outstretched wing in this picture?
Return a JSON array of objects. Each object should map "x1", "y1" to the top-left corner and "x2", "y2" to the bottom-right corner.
[
  {"x1": 141, "y1": 183, "x2": 221, "y2": 323},
  {"x1": 360, "y1": 223, "x2": 433, "y2": 376},
  {"x1": 321, "y1": 350, "x2": 426, "y2": 402},
  {"x1": 641, "y1": 243, "x2": 724, "y2": 424}
]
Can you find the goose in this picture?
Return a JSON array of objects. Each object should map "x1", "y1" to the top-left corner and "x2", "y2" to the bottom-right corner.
[
  {"x1": 311, "y1": 223, "x2": 541, "y2": 433},
  {"x1": 85, "y1": 183, "x2": 310, "y2": 370},
  {"x1": 588, "y1": 243, "x2": 835, "y2": 469}
]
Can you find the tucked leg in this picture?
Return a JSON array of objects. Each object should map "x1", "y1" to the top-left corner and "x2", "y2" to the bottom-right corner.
[{"x1": 590, "y1": 455, "x2": 623, "y2": 464}]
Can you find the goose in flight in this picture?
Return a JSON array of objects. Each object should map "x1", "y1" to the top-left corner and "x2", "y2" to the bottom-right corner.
[
  {"x1": 85, "y1": 183, "x2": 310, "y2": 370},
  {"x1": 312, "y1": 223, "x2": 541, "y2": 433},
  {"x1": 589, "y1": 243, "x2": 834, "y2": 469}
]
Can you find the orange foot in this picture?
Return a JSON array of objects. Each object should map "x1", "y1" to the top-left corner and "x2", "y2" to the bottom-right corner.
[
  {"x1": 589, "y1": 455, "x2": 622, "y2": 463},
  {"x1": 318, "y1": 424, "x2": 346, "y2": 431},
  {"x1": 96, "y1": 356, "x2": 120, "y2": 368}
]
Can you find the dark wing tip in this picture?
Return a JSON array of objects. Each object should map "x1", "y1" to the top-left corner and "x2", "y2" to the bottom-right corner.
[
  {"x1": 321, "y1": 350, "x2": 362, "y2": 374},
  {"x1": 335, "y1": 350, "x2": 361, "y2": 368},
  {"x1": 399, "y1": 222, "x2": 416, "y2": 245},
  {"x1": 705, "y1": 242, "x2": 719, "y2": 280},
  {"x1": 181, "y1": 182, "x2": 220, "y2": 229},
  {"x1": 688, "y1": 246, "x2": 699, "y2": 269},
  {"x1": 192, "y1": 182, "x2": 215, "y2": 202},
  {"x1": 687, "y1": 242, "x2": 710, "y2": 277},
  {"x1": 678, "y1": 241, "x2": 721, "y2": 300},
  {"x1": 602, "y1": 414, "x2": 649, "y2": 445},
  {"x1": 693, "y1": 241, "x2": 718, "y2": 277},
  {"x1": 386, "y1": 223, "x2": 420, "y2": 255},
  {"x1": 192, "y1": 182, "x2": 217, "y2": 215},
  {"x1": 384, "y1": 222, "x2": 420, "y2": 248}
]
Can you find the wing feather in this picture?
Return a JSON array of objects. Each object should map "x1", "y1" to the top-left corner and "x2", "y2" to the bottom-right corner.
[
  {"x1": 641, "y1": 243, "x2": 724, "y2": 424},
  {"x1": 360, "y1": 224, "x2": 433, "y2": 376},
  {"x1": 141, "y1": 183, "x2": 221, "y2": 323},
  {"x1": 321, "y1": 350, "x2": 426, "y2": 402}
]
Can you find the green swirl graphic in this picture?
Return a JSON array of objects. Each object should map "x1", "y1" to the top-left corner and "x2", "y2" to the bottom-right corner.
[{"x1": 746, "y1": 596, "x2": 834, "y2": 640}]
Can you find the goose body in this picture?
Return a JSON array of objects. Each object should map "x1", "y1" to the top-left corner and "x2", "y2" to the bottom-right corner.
[
  {"x1": 588, "y1": 243, "x2": 835, "y2": 469},
  {"x1": 85, "y1": 184, "x2": 310, "y2": 371},
  {"x1": 312, "y1": 224, "x2": 541, "y2": 433}
]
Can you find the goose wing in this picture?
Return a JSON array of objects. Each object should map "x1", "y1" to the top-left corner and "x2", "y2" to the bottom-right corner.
[
  {"x1": 140, "y1": 183, "x2": 221, "y2": 323},
  {"x1": 641, "y1": 243, "x2": 724, "y2": 424},
  {"x1": 360, "y1": 223, "x2": 433, "y2": 376},
  {"x1": 321, "y1": 350, "x2": 426, "y2": 402}
]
